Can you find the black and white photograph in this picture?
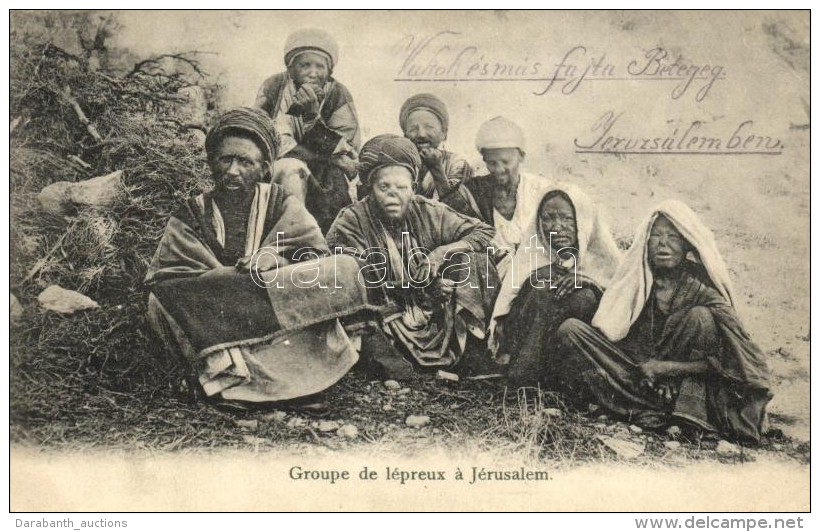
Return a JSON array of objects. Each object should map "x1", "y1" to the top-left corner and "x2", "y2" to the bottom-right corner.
[{"x1": 7, "y1": 9, "x2": 811, "y2": 514}]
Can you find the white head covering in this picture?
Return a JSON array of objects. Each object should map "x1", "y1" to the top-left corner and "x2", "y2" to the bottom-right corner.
[
  {"x1": 488, "y1": 183, "x2": 622, "y2": 352},
  {"x1": 284, "y1": 28, "x2": 339, "y2": 71},
  {"x1": 475, "y1": 116, "x2": 526, "y2": 152},
  {"x1": 592, "y1": 199, "x2": 735, "y2": 342}
]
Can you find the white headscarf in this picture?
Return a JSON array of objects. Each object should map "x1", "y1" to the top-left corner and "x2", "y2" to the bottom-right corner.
[
  {"x1": 592, "y1": 199, "x2": 735, "y2": 343},
  {"x1": 489, "y1": 183, "x2": 622, "y2": 352}
]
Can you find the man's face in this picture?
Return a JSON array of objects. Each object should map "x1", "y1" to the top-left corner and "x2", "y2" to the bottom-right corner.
[
  {"x1": 370, "y1": 166, "x2": 415, "y2": 222},
  {"x1": 288, "y1": 51, "x2": 330, "y2": 87},
  {"x1": 210, "y1": 136, "x2": 269, "y2": 200},
  {"x1": 403, "y1": 109, "x2": 445, "y2": 150},
  {"x1": 482, "y1": 148, "x2": 523, "y2": 183},
  {"x1": 539, "y1": 194, "x2": 578, "y2": 251},
  {"x1": 648, "y1": 215, "x2": 689, "y2": 271}
]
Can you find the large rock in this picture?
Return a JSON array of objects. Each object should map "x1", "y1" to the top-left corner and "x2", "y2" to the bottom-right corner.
[
  {"x1": 37, "y1": 181, "x2": 73, "y2": 215},
  {"x1": 10, "y1": 294, "x2": 24, "y2": 321},
  {"x1": 37, "y1": 285, "x2": 99, "y2": 314},
  {"x1": 38, "y1": 171, "x2": 123, "y2": 215}
]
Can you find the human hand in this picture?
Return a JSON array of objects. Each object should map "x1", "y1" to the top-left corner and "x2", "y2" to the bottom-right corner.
[
  {"x1": 236, "y1": 253, "x2": 280, "y2": 273},
  {"x1": 291, "y1": 84, "x2": 322, "y2": 118},
  {"x1": 418, "y1": 147, "x2": 444, "y2": 169},
  {"x1": 331, "y1": 152, "x2": 359, "y2": 177},
  {"x1": 554, "y1": 272, "x2": 600, "y2": 299},
  {"x1": 638, "y1": 359, "x2": 672, "y2": 384}
]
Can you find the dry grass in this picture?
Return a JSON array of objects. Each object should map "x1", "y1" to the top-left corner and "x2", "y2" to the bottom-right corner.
[{"x1": 8, "y1": 13, "x2": 808, "y2": 468}]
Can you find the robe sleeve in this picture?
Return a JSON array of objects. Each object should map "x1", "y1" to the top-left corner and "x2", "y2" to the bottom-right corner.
[
  {"x1": 252, "y1": 74, "x2": 281, "y2": 119},
  {"x1": 324, "y1": 82, "x2": 361, "y2": 151},
  {"x1": 706, "y1": 302, "x2": 772, "y2": 391},
  {"x1": 325, "y1": 206, "x2": 370, "y2": 255},
  {"x1": 431, "y1": 200, "x2": 495, "y2": 251},
  {"x1": 442, "y1": 152, "x2": 474, "y2": 192}
]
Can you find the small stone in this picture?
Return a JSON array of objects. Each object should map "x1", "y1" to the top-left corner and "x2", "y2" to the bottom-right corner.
[
  {"x1": 436, "y1": 370, "x2": 459, "y2": 382},
  {"x1": 542, "y1": 408, "x2": 563, "y2": 418},
  {"x1": 598, "y1": 436, "x2": 645, "y2": 459},
  {"x1": 405, "y1": 415, "x2": 430, "y2": 428},
  {"x1": 359, "y1": 395, "x2": 372, "y2": 403},
  {"x1": 37, "y1": 285, "x2": 99, "y2": 314},
  {"x1": 382, "y1": 404, "x2": 394, "y2": 411},
  {"x1": 432, "y1": 428, "x2": 441, "y2": 435},
  {"x1": 666, "y1": 425, "x2": 682, "y2": 438},
  {"x1": 397, "y1": 388, "x2": 411, "y2": 396},
  {"x1": 664, "y1": 441, "x2": 682, "y2": 451},
  {"x1": 317, "y1": 420, "x2": 341, "y2": 432},
  {"x1": 10, "y1": 294, "x2": 24, "y2": 321},
  {"x1": 773, "y1": 443, "x2": 784, "y2": 451},
  {"x1": 628, "y1": 425, "x2": 643, "y2": 434},
  {"x1": 234, "y1": 419, "x2": 258, "y2": 431},
  {"x1": 597, "y1": 414, "x2": 609, "y2": 422},
  {"x1": 242, "y1": 435, "x2": 267, "y2": 446},
  {"x1": 337, "y1": 424, "x2": 358, "y2": 439},
  {"x1": 263, "y1": 410, "x2": 287, "y2": 423},
  {"x1": 716, "y1": 440, "x2": 741, "y2": 458},
  {"x1": 286, "y1": 417, "x2": 307, "y2": 428},
  {"x1": 383, "y1": 380, "x2": 401, "y2": 390}
]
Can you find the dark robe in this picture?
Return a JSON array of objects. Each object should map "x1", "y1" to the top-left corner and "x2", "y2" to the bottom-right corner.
[
  {"x1": 145, "y1": 183, "x2": 373, "y2": 402},
  {"x1": 326, "y1": 195, "x2": 500, "y2": 368},
  {"x1": 440, "y1": 172, "x2": 496, "y2": 224},
  {"x1": 500, "y1": 264, "x2": 601, "y2": 387},
  {"x1": 254, "y1": 73, "x2": 361, "y2": 233},
  {"x1": 554, "y1": 264, "x2": 772, "y2": 444}
]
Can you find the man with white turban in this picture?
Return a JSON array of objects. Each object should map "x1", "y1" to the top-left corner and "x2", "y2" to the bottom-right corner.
[{"x1": 443, "y1": 116, "x2": 550, "y2": 259}]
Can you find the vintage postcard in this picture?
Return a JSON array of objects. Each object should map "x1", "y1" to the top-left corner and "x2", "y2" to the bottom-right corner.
[{"x1": 8, "y1": 10, "x2": 810, "y2": 513}]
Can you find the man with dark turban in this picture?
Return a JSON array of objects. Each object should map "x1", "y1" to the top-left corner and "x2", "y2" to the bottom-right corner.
[
  {"x1": 253, "y1": 28, "x2": 361, "y2": 233},
  {"x1": 398, "y1": 93, "x2": 473, "y2": 200},
  {"x1": 326, "y1": 135, "x2": 500, "y2": 378},
  {"x1": 145, "y1": 107, "x2": 374, "y2": 411}
]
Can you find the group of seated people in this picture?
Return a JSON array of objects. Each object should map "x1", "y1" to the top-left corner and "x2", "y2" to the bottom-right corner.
[{"x1": 144, "y1": 29, "x2": 772, "y2": 445}]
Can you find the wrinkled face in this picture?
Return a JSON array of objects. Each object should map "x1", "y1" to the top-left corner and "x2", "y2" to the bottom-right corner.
[
  {"x1": 209, "y1": 136, "x2": 269, "y2": 200},
  {"x1": 370, "y1": 166, "x2": 415, "y2": 222},
  {"x1": 481, "y1": 148, "x2": 523, "y2": 183},
  {"x1": 287, "y1": 51, "x2": 330, "y2": 87},
  {"x1": 648, "y1": 215, "x2": 689, "y2": 271},
  {"x1": 539, "y1": 194, "x2": 578, "y2": 251},
  {"x1": 403, "y1": 109, "x2": 445, "y2": 150}
]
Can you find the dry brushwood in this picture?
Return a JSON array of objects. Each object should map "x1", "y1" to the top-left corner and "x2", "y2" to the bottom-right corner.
[{"x1": 10, "y1": 14, "x2": 223, "y2": 450}]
